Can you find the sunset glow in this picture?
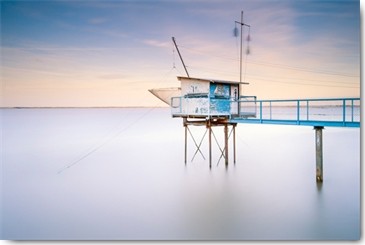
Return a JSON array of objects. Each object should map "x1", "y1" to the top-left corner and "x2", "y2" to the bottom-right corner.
[{"x1": 1, "y1": 0, "x2": 361, "y2": 107}]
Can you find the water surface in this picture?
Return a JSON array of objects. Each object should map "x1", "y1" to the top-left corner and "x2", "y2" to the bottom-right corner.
[{"x1": 1, "y1": 108, "x2": 360, "y2": 240}]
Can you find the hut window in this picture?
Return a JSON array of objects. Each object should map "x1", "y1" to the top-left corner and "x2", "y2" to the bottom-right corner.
[{"x1": 213, "y1": 84, "x2": 230, "y2": 98}]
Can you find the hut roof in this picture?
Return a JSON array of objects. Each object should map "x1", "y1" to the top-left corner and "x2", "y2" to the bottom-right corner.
[{"x1": 177, "y1": 76, "x2": 249, "y2": 85}]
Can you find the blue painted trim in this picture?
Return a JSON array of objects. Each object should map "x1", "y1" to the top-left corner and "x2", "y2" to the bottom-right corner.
[
  {"x1": 254, "y1": 97, "x2": 359, "y2": 103},
  {"x1": 229, "y1": 118, "x2": 360, "y2": 128}
]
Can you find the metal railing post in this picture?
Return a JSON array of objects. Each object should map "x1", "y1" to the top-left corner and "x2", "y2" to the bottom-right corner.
[
  {"x1": 297, "y1": 100, "x2": 300, "y2": 124},
  {"x1": 351, "y1": 99, "x2": 354, "y2": 122},
  {"x1": 343, "y1": 99, "x2": 346, "y2": 126},
  {"x1": 180, "y1": 97, "x2": 182, "y2": 114},
  {"x1": 260, "y1": 101, "x2": 263, "y2": 123}
]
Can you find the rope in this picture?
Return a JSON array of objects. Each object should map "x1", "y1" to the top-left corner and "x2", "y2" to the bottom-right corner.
[
  {"x1": 58, "y1": 46, "x2": 183, "y2": 174},
  {"x1": 57, "y1": 107, "x2": 157, "y2": 174}
]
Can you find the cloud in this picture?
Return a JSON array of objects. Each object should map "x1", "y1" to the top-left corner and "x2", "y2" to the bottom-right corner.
[
  {"x1": 1, "y1": 0, "x2": 359, "y2": 107},
  {"x1": 142, "y1": 39, "x2": 170, "y2": 48}
]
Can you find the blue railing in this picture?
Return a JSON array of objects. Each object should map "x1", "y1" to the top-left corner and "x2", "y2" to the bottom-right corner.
[{"x1": 233, "y1": 97, "x2": 360, "y2": 127}]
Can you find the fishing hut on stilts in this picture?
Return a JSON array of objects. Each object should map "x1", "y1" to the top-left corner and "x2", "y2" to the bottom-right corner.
[
  {"x1": 171, "y1": 31, "x2": 254, "y2": 169},
  {"x1": 168, "y1": 11, "x2": 253, "y2": 169},
  {"x1": 151, "y1": 14, "x2": 255, "y2": 169},
  {"x1": 171, "y1": 76, "x2": 252, "y2": 169},
  {"x1": 149, "y1": 12, "x2": 360, "y2": 182}
]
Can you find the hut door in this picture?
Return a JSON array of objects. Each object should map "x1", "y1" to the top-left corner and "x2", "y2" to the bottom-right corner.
[{"x1": 230, "y1": 85, "x2": 239, "y2": 116}]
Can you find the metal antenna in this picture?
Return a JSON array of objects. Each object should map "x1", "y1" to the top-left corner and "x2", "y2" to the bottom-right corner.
[
  {"x1": 172, "y1": 37, "x2": 190, "y2": 78},
  {"x1": 235, "y1": 11, "x2": 250, "y2": 83}
]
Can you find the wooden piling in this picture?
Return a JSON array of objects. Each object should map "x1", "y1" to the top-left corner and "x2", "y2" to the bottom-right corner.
[
  {"x1": 182, "y1": 118, "x2": 237, "y2": 168},
  {"x1": 314, "y1": 126, "x2": 324, "y2": 182},
  {"x1": 233, "y1": 124, "x2": 236, "y2": 164},
  {"x1": 224, "y1": 124, "x2": 229, "y2": 167},
  {"x1": 184, "y1": 118, "x2": 187, "y2": 165},
  {"x1": 208, "y1": 120, "x2": 212, "y2": 169}
]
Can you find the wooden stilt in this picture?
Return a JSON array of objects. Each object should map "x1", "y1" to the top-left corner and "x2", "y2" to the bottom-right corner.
[
  {"x1": 208, "y1": 120, "x2": 212, "y2": 169},
  {"x1": 233, "y1": 124, "x2": 236, "y2": 164},
  {"x1": 182, "y1": 118, "x2": 238, "y2": 168},
  {"x1": 314, "y1": 126, "x2": 324, "y2": 182},
  {"x1": 184, "y1": 118, "x2": 187, "y2": 165},
  {"x1": 224, "y1": 124, "x2": 229, "y2": 167}
]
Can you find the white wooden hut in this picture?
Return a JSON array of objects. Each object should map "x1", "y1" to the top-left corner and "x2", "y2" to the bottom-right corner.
[{"x1": 171, "y1": 76, "x2": 249, "y2": 118}]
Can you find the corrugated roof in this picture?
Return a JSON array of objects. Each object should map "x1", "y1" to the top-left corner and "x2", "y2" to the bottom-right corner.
[{"x1": 177, "y1": 76, "x2": 249, "y2": 85}]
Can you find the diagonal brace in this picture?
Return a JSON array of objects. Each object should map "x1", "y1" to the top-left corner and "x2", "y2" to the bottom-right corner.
[
  {"x1": 216, "y1": 126, "x2": 234, "y2": 166},
  {"x1": 211, "y1": 129, "x2": 225, "y2": 166},
  {"x1": 187, "y1": 126, "x2": 207, "y2": 162}
]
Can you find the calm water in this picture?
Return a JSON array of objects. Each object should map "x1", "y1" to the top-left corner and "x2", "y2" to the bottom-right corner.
[{"x1": 1, "y1": 108, "x2": 360, "y2": 240}]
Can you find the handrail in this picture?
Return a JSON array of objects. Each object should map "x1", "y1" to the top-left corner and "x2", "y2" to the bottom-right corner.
[
  {"x1": 250, "y1": 97, "x2": 360, "y2": 103},
  {"x1": 235, "y1": 97, "x2": 360, "y2": 127}
]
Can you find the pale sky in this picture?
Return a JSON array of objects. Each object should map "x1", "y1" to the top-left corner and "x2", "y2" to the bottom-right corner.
[{"x1": 1, "y1": 0, "x2": 361, "y2": 107}]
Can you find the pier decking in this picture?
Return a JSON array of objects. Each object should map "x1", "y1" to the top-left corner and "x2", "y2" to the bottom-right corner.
[{"x1": 230, "y1": 97, "x2": 360, "y2": 128}]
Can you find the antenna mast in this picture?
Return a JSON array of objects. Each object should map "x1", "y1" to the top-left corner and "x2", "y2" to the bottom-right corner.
[
  {"x1": 235, "y1": 11, "x2": 250, "y2": 83},
  {"x1": 172, "y1": 37, "x2": 190, "y2": 78}
]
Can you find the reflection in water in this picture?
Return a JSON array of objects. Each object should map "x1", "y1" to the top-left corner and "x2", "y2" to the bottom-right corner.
[
  {"x1": 1, "y1": 108, "x2": 360, "y2": 240},
  {"x1": 316, "y1": 182, "x2": 323, "y2": 193},
  {"x1": 180, "y1": 170, "x2": 242, "y2": 239}
]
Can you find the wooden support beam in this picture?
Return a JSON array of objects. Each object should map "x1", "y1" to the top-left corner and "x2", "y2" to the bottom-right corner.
[
  {"x1": 182, "y1": 118, "x2": 237, "y2": 168},
  {"x1": 314, "y1": 126, "x2": 324, "y2": 182},
  {"x1": 184, "y1": 125, "x2": 187, "y2": 165},
  {"x1": 233, "y1": 124, "x2": 236, "y2": 164},
  {"x1": 224, "y1": 124, "x2": 229, "y2": 167},
  {"x1": 208, "y1": 121, "x2": 212, "y2": 169},
  {"x1": 184, "y1": 118, "x2": 187, "y2": 165},
  {"x1": 189, "y1": 127, "x2": 207, "y2": 162}
]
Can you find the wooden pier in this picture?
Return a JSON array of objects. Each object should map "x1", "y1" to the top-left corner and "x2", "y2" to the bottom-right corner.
[
  {"x1": 151, "y1": 76, "x2": 359, "y2": 183},
  {"x1": 230, "y1": 98, "x2": 360, "y2": 182},
  {"x1": 170, "y1": 77, "x2": 359, "y2": 182}
]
